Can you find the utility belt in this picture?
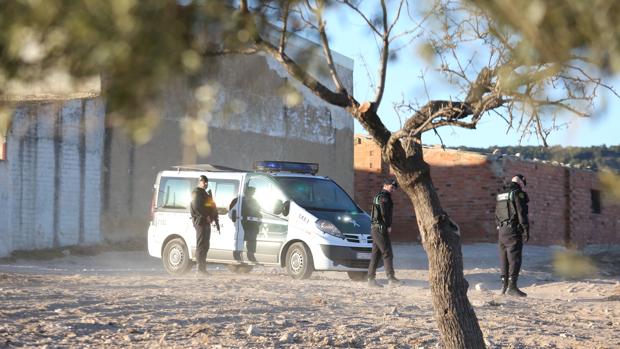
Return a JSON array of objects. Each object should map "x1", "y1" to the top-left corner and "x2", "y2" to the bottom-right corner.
[
  {"x1": 371, "y1": 222, "x2": 388, "y2": 233},
  {"x1": 497, "y1": 219, "x2": 516, "y2": 228},
  {"x1": 191, "y1": 215, "x2": 212, "y2": 225}
]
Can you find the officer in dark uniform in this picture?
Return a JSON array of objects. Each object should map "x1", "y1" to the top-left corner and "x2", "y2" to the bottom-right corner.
[
  {"x1": 495, "y1": 174, "x2": 530, "y2": 297},
  {"x1": 190, "y1": 175, "x2": 220, "y2": 275},
  {"x1": 241, "y1": 186, "x2": 261, "y2": 263},
  {"x1": 368, "y1": 178, "x2": 402, "y2": 288}
]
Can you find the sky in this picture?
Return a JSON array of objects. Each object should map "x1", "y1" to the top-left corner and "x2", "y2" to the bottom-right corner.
[{"x1": 322, "y1": 3, "x2": 620, "y2": 148}]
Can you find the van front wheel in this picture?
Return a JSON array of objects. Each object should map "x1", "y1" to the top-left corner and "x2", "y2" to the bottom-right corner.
[
  {"x1": 285, "y1": 242, "x2": 314, "y2": 279},
  {"x1": 162, "y1": 238, "x2": 192, "y2": 275}
]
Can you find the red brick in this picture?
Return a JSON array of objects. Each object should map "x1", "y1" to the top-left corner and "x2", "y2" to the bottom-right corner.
[{"x1": 354, "y1": 135, "x2": 620, "y2": 246}]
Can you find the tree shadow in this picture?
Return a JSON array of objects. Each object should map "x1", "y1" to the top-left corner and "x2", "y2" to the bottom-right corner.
[{"x1": 463, "y1": 272, "x2": 555, "y2": 289}]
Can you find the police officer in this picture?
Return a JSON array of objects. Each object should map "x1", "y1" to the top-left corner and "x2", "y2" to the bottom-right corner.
[
  {"x1": 241, "y1": 186, "x2": 261, "y2": 263},
  {"x1": 495, "y1": 174, "x2": 530, "y2": 297},
  {"x1": 368, "y1": 178, "x2": 402, "y2": 288},
  {"x1": 190, "y1": 175, "x2": 220, "y2": 275}
]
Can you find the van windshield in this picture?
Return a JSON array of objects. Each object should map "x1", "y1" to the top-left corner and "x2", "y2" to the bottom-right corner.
[{"x1": 274, "y1": 177, "x2": 361, "y2": 212}]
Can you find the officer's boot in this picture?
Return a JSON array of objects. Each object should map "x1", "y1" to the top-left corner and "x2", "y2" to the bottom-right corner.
[
  {"x1": 506, "y1": 276, "x2": 527, "y2": 297},
  {"x1": 388, "y1": 276, "x2": 402, "y2": 287},
  {"x1": 500, "y1": 276, "x2": 508, "y2": 295},
  {"x1": 368, "y1": 278, "x2": 383, "y2": 288}
]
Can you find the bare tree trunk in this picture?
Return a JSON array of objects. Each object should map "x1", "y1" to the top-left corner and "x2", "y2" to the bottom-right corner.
[
  {"x1": 390, "y1": 145, "x2": 485, "y2": 349},
  {"x1": 240, "y1": 2, "x2": 487, "y2": 340}
]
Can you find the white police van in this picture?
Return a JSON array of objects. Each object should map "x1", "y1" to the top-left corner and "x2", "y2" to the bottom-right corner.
[{"x1": 147, "y1": 161, "x2": 374, "y2": 280}]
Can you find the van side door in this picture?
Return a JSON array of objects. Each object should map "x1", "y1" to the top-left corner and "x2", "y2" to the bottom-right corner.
[
  {"x1": 205, "y1": 175, "x2": 245, "y2": 260},
  {"x1": 243, "y1": 174, "x2": 289, "y2": 263}
]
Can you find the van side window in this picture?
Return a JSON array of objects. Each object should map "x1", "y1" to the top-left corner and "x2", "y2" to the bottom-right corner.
[
  {"x1": 157, "y1": 177, "x2": 193, "y2": 209},
  {"x1": 247, "y1": 176, "x2": 287, "y2": 215},
  {"x1": 209, "y1": 180, "x2": 239, "y2": 214}
]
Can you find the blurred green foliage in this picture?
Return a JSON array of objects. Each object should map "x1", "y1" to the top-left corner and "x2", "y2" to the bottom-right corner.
[
  {"x1": 460, "y1": 145, "x2": 620, "y2": 173},
  {"x1": 470, "y1": 0, "x2": 620, "y2": 72},
  {"x1": 553, "y1": 250, "x2": 598, "y2": 279},
  {"x1": 1, "y1": 0, "x2": 618, "y2": 145},
  {"x1": 600, "y1": 171, "x2": 620, "y2": 202},
  {"x1": 0, "y1": 0, "x2": 239, "y2": 141}
]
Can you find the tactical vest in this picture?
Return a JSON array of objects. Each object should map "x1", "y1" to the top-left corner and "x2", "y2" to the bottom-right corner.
[
  {"x1": 495, "y1": 190, "x2": 517, "y2": 224},
  {"x1": 371, "y1": 192, "x2": 386, "y2": 224}
]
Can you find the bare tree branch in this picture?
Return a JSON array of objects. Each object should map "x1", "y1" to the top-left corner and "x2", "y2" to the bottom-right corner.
[
  {"x1": 240, "y1": 0, "x2": 249, "y2": 13},
  {"x1": 387, "y1": 0, "x2": 406, "y2": 35},
  {"x1": 223, "y1": 4, "x2": 393, "y2": 146},
  {"x1": 202, "y1": 47, "x2": 261, "y2": 56},
  {"x1": 256, "y1": 37, "x2": 350, "y2": 106},
  {"x1": 531, "y1": 100, "x2": 590, "y2": 117},
  {"x1": 312, "y1": 1, "x2": 347, "y2": 93},
  {"x1": 534, "y1": 110, "x2": 550, "y2": 146},
  {"x1": 340, "y1": 0, "x2": 382, "y2": 36},
  {"x1": 465, "y1": 67, "x2": 492, "y2": 102},
  {"x1": 278, "y1": 1, "x2": 291, "y2": 54},
  {"x1": 356, "y1": 101, "x2": 393, "y2": 147},
  {"x1": 389, "y1": 4, "x2": 436, "y2": 46},
  {"x1": 504, "y1": 92, "x2": 591, "y2": 117},
  {"x1": 565, "y1": 64, "x2": 620, "y2": 99},
  {"x1": 371, "y1": 0, "x2": 390, "y2": 111}
]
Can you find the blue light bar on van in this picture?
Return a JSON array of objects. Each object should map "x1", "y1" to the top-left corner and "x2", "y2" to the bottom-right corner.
[{"x1": 254, "y1": 161, "x2": 319, "y2": 175}]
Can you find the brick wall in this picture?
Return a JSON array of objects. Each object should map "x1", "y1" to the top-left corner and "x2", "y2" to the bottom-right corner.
[
  {"x1": 0, "y1": 98, "x2": 105, "y2": 257},
  {"x1": 567, "y1": 170, "x2": 620, "y2": 246},
  {"x1": 502, "y1": 159, "x2": 567, "y2": 245},
  {"x1": 354, "y1": 135, "x2": 620, "y2": 246}
]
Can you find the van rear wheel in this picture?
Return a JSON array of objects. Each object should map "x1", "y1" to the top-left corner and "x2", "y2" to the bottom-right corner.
[
  {"x1": 285, "y1": 242, "x2": 314, "y2": 279},
  {"x1": 347, "y1": 271, "x2": 368, "y2": 281},
  {"x1": 162, "y1": 238, "x2": 192, "y2": 275},
  {"x1": 227, "y1": 265, "x2": 254, "y2": 273}
]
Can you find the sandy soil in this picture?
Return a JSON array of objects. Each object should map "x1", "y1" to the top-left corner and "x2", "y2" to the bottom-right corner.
[{"x1": 0, "y1": 244, "x2": 618, "y2": 349}]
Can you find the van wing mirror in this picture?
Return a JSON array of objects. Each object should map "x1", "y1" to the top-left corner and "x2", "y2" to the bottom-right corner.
[
  {"x1": 273, "y1": 199, "x2": 284, "y2": 215},
  {"x1": 228, "y1": 197, "x2": 238, "y2": 211},
  {"x1": 282, "y1": 200, "x2": 290, "y2": 217},
  {"x1": 229, "y1": 208, "x2": 237, "y2": 222}
]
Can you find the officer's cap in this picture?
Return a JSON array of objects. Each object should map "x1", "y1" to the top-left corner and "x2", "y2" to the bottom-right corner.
[
  {"x1": 383, "y1": 178, "x2": 398, "y2": 188},
  {"x1": 511, "y1": 174, "x2": 526, "y2": 187}
]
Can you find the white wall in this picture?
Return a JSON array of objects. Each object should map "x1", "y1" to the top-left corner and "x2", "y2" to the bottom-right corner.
[
  {"x1": 102, "y1": 53, "x2": 355, "y2": 241},
  {"x1": 0, "y1": 156, "x2": 10, "y2": 257},
  {"x1": 0, "y1": 97, "x2": 105, "y2": 257}
]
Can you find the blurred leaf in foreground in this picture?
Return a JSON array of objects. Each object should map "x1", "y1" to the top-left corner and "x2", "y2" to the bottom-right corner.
[
  {"x1": 553, "y1": 250, "x2": 598, "y2": 279},
  {"x1": 599, "y1": 171, "x2": 620, "y2": 202}
]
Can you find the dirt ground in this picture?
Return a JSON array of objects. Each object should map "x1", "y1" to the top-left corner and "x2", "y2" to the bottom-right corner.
[{"x1": 0, "y1": 244, "x2": 618, "y2": 349}]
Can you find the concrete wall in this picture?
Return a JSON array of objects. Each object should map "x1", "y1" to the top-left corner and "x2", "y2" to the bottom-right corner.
[
  {"x1": 103, "y1": 51, "x2": 354, "y2": 241},
  {"x1": 354, "y1": 135, "x2": 620, "y2": 246},
  {"x1": 0, "y1": 98, "x2": 105, "y2": 257}
]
